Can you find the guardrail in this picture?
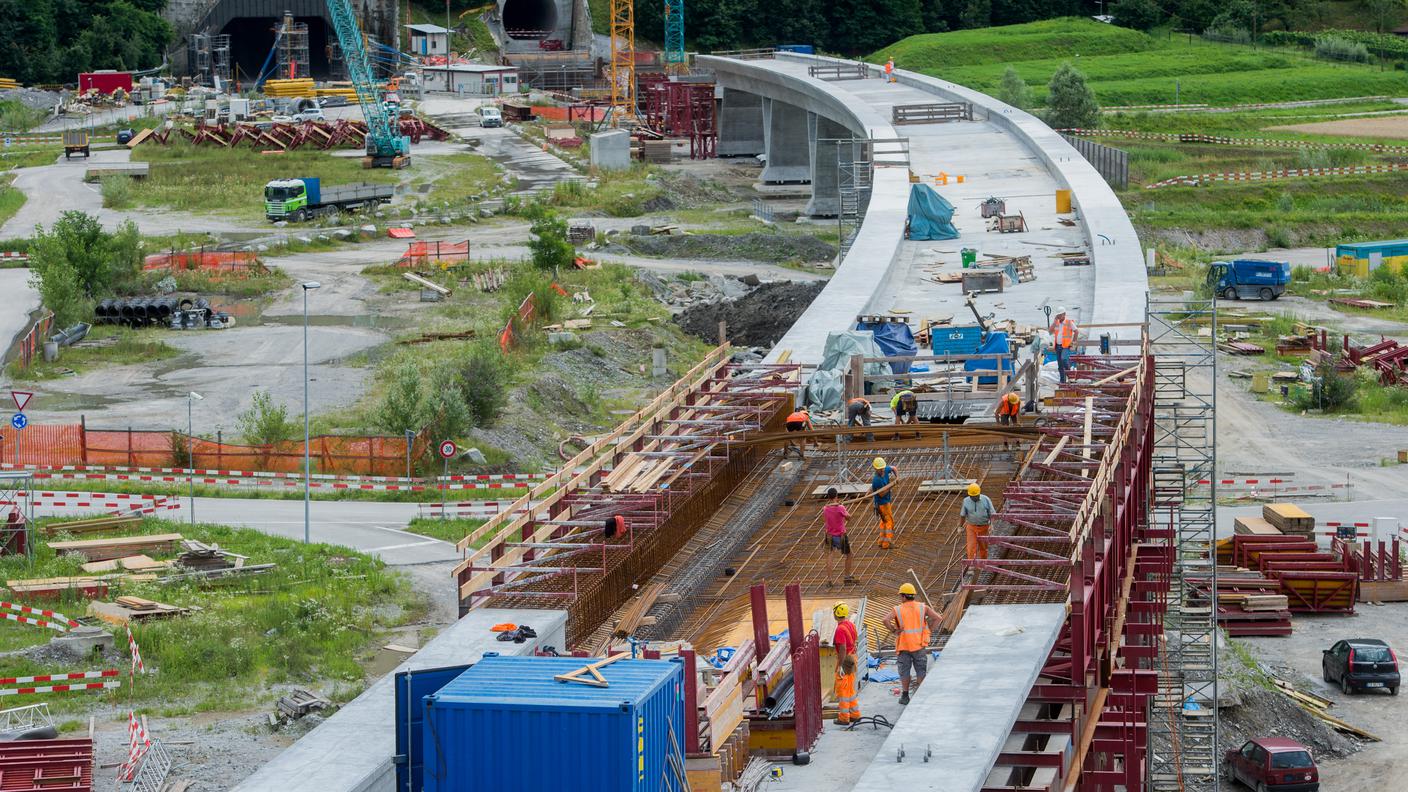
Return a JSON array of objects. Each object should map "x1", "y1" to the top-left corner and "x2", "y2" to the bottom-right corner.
[
  {"x1": 807, "y1": 62, "x2": 869, "y2": 81},
  {"x1": 892, "y1": 102, "x2": 972, "y2": 125},
  {"x1": 709, "y1": 48, "x2": 775, "y2": 60}
]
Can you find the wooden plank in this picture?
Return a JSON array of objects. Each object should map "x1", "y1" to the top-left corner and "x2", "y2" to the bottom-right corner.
[
  {"x1": 402, "y1": 272, "x2": 450, "y2": 295},
  {"x1": 1082, "y1": 397, "x2": 1094, "y2": 478},
  {"x1": 1041, "y1": 435, "x2": 1069, "y2": 466}
]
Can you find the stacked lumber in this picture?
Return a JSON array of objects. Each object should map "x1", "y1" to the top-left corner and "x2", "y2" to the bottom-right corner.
[
  {"x1": 1263, "y1": 503, "x2": 1315, "y2": 537},
  {"x1": 641, "y1": 140, "x2": 672, "y2": 163},
  {"x1": 88, "y1": 597, "x2": 192, "y2": 625},
  {"x1": 0, "y1": 78, "x2": 19, "y2": 90},
  {"x1": 176, "y1": 540, "x2": 239, "y2": 571},
  {"x1": 41, "y1": 515, "x2": 141, "y2": 537},
  {"x1": 1194, "y1": 570, "x2": 1293, "y2": 636},
  {"x1": 49, "y1": 534, "x2": 182, "y2": 562},
  {"x1": 80, "y1": 555, "x2": 168, "y2": 574},
  {"x1": 1273, "y1": 678, "x2": 1380, "y2": 741},
  {"x1": 1233, "y1": 516, "x2": 1282, "y2": 536},
  {"x1": 263, "y1": 79, "x2": 316, "y2": 97}
]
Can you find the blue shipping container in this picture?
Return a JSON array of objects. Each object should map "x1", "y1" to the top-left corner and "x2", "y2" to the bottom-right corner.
[
  {"x1": 775, "y1": 44, "x2": 816, "y2": 54},
  {"x1": 422, "y1": 655, "x2": 685, "y2": 792},
  {"x1": 931, "y1": 324, "x2": 983, "y2": 355}
]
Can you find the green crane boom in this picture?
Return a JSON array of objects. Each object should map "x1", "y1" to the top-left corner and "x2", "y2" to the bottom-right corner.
[{"x1": 325, "y1": 0, "x2": 409, "y2": 167}]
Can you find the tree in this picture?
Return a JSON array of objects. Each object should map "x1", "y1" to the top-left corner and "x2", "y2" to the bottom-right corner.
[
  {"x1": 1364, "y1": 0, "x2": 1406, "y2": 33},
  {"x1": 26, "y1": 211, "x2": 141, "y2": 325},
  {"x1": 418, "y1": 368, "x2": 473, "y2": 443},
  {"x1": 237, "y1": 390, "x2": 297, "y2": 447},
  {"x1": 1113, "y1": 0, "x2": 1166, "y2": 30},
  {"x1": 528, "y1": 211, "x2": 575, "y2": 274},
  {"x1": 997, "y1": 66, "x2": 1031, "y2": 109},
  {"x1": 460, "y1": 345, "x2": 509, "y2": 426},
  {"x1": 376, "y1": 361, "x2": 425, "y2": 435},
  {"x1": 1044, "y1": 63, "x2": 1100, "y2": 130}
]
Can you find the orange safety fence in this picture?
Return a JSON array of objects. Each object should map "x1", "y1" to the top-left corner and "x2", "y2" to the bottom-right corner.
[
  {"x1": 0, "y1": 423, "x2": 427, "y2": 477},
  {"x1": 498, "y1": 292, "x2": 536, "y2": 353},
  {"x1": 9, "y1": 312, "x2": 54, "y2": 370},
  {"x1": 143, "y1": 251, "x2": 263, "y2": 272},
  {"x1": 396, "y1": 240, "x2": 471, "y2": 268}
]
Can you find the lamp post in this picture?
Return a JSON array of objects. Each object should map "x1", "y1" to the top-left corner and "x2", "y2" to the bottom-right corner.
[
  {"x1": 301, "y1": 281, "x2": 321, "y2": 544},
  {"x1": 187, "y1": 391, "x2": 202, "y2": 525}
]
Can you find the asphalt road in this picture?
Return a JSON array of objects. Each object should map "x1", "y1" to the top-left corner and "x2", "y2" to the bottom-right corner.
[
  {"x1": 33, "y1": 495, "x2": 463, "y2": 566},
  {"x1": 0, "y1": 269, "x2": 40, "y2": 363}
]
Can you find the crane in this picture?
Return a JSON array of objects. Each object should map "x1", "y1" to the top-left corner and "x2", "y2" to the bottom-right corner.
[{"x1": 325, "y1": 0, "x2": 409, "y2": 167}]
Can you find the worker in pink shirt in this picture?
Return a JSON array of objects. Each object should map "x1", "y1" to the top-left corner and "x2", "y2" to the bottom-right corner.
[{"x1": 823, "y1": 488, "x2": 857, "y2": 586}]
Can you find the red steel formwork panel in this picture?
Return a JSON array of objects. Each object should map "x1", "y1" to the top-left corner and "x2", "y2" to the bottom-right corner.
[
  {"x1": 0, "y1": 737, "x2": 94, "y2": 791},
  {"x1": 974, "y1": 348, "x2": 1166, "y2": 791}
]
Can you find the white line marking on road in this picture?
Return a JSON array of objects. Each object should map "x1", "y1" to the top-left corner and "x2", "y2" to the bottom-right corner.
[
  {"x1": 372, "y1": 524, "x2": 456, "y2": 545},
  {"x1": 365, "y1": 540, "x2": 441, "y2": 552}
]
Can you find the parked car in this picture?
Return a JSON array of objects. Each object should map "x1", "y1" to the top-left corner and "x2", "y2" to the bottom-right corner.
[
  {"x1": 115, "y1": 128, "x2": 135, "y2": 144},
  {"x1": 1322, "y1": 637, "x2": 1400, "y2": 694},
  {"x1": 477, "y1": 105, "x2": 503, "y2": 128},
  {"x1": 1224, "y1": 738, "x2": 1319, "y2": 792},
  {"x1": 292, "y1": 108, "x2": 326, "y2": 123}
]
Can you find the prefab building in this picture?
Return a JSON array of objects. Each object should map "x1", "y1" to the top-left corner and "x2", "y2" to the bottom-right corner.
[
  {"x1": 420, "y1": 64, "x2": 520, "y2": 95},
  {"x1": 1335, "y1": 239, "x2": 1408, "y2": 277}
]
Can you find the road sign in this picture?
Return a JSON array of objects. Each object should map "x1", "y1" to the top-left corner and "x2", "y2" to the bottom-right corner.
[
  {"x1": 10, "y1": 414, "x2": 26, "y2": 431},
  {"x1": 438, "y1": 440, "x2": 457, "y2": 459},
  {"x1": 9, "y1": 392, "x2": 31, "y2": 413}
]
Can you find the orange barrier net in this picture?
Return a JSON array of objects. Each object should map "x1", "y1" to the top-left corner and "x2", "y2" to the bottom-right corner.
[
  {"x1": 396, "y1": 241, "x2": 470, "y2": 268},
  {"x1": 143, "y1": 251, "x2": 263, "y2": 272},
  {"x1": 0, "y1": 423, "x2": 426, "y2": 477}
]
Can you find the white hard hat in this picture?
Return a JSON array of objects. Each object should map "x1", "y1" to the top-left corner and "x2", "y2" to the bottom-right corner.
[{"x1": 1055, "y1": 306, "x2": 1067, "y2": 315}]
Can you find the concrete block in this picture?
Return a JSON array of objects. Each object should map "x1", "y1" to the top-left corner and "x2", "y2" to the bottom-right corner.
[
  {"x1": 48, "y1": 626, "x2": 114, "y2": 661},
  {"x1": 589, "y1": 129, "x2": 631, "y2": 171},
  {"x1": 548, "y1": 331, "x2": 577, "y2": 345},
  {"x1": 761, "y1": 98, "x2": 811, "y2": 184}
]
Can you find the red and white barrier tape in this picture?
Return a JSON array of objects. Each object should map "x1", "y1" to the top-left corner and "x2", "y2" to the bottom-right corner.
[
  {"x1": 0, "y1": 601, "x2": 78, "y2": 629},
  {"x1": 0, "y1": 681, "x2": 120, "y2": 696},
  {"x1": 1061, "y1": 127, "x2": 1408, "y2": 155},
  {"x1": 2, "y1": 462, "x2": 549, "y2": 485},
  {"x1": 0, "y1": 612, "x2": 68, "y2": 631},
  {"x1": 1147, "y1": 162, "x2": 1408, "y2": 189},
  {"x1": 0, "y1": 670, "x2": 117, "y2": 686},
  {"x1": 0, "y1": 252, "x2": 28, "y2": 261}
]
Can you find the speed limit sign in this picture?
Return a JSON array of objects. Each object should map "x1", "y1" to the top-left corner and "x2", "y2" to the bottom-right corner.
[{"x1": 438, "y1": 440, "x2": 458, "y2": 459}]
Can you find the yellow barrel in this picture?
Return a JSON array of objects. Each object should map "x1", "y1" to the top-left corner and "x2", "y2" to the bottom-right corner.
[
  {"x1": 1055, "y1": 189, "x2": 1072, "y2": 213},
  {"x1": 1251, "y1": 372, "x2": 1269, "y2": 393}
]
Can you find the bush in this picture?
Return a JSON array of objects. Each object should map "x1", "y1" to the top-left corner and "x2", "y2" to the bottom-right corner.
[
  {"x1": 100, "y1": 176, "x2": 134, "y2": 209},
  {"x1": 26, "y1": 212, "x2": 143, "y2": 325},
  {"x1": 460, "y1": 345, "x2": 509, "y2": 427},
  {"x1": 419, "y1": 367, "x2": 473, "y2": 443},
  {"x1": 997, "y1": 66, "x2": 1031, "y2": 109},
  {"x1": 1045, "y1": 62, "x2": 1099, "y2": 129},
  {"x1": 1201, "y1": 26, "x2": 1252, "y2": 44},
  {"x1": 1112, "y1": 0, "x2": 1164, "y2": 31},
  {"x1": 1314, "y1": 35, "x2": 1371, "y2": 63},
  {"x1": 376, "y1": 360, "x2": 425, "y2": 435},
  {"x1": 238, "y1": 390, "x2": 298, "y2": 446},
  {"x1": 528, "y1": 211, "x2": 576, "y2": 274},
  {"x1": 1367, "y1": 266, "x2": 1408, "y2": 304},
  {"x1": 1291, "y1": 359, "x2": 1357, "y2": 413}
]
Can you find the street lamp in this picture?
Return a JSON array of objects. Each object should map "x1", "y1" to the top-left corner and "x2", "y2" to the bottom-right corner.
[
  {"x1": 187, "y1": 391, "x2": 203, "y2": 525},
  {"x1": 301, "y1": 281, "x2": 321, "y2": 544}
]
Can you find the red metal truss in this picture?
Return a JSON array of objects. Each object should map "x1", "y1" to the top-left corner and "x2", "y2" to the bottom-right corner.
[
  {"x1": 972, "y1": 344, "x2": 1173, "y2": 791},
  {"x1": 0, "y1": 738, "x2": 94, "y2": 791}
]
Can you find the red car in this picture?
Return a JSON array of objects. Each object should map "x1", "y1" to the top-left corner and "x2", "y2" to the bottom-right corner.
[{"x1": 1224, "y1": 737, "x2": 1319, "y2": 792}]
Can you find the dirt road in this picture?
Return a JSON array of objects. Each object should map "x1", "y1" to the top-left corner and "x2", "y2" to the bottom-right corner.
[{"x1": 1269, "y1": 114, "x2": 1408, "y2": 139}]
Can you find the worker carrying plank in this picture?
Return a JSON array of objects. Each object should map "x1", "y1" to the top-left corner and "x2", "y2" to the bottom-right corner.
[
  {"x1": 832, "y1": 602, "x2": 861, "y2": 725},
  {"x1": 784, "y1": 408, "x2": 813, "y2": 459},
  {"x1": 822, "y1": 488, "x2": 856, "y2": 586},
  {"x1": 885, "y1": 583, "x2": 941, "y2": 705},
  {"x1": 960, "y1": 483, "x2": 995, "y2": 560},
  {"x1": 871, "y1": 457, "x2": 899, "y2": 549},
  {"x1": 1050, "y1": 307, "x2": 1078, "y2": 384},
  {"x1": 995, "y1": 392, "x2": 1021, "y2": 425}
]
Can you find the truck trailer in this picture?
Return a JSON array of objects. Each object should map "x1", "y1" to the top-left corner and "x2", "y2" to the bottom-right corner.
[{"x1": 264, "y1": 177, "x2": 393, "y2": 222}]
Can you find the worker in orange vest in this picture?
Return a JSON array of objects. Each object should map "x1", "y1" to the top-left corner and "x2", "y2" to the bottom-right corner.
[
  {"x1": 884, "y1": 57, "x2": 897, "y2": 83},
  {"x1": 832, "y1": 602, "x2": 861, "y2": 725},
  {"x1": 871, "y1": 456, "x2": 899, "y2": 549},
  {"x1": 885, "y1": 583, "x2": 941, "y2": 705},
  {"x1": 1050, "y1": 307, "x2": 1078, "y2": 384},
  {"x1": 960, "y1": 483, "x2": 995, "y2": 560},
  {"x1": 995, "y1": 392, "x2": 1021, "y2": 425},
  {"x1": 784, "y1": 407, "x2": 812, "y2": 459}
]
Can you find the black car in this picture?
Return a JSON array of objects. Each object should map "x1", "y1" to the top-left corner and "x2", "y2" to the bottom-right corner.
[
  {"x1": 115, "y1": 128, "x2": 135, "y2": 144},
  {"x1": 1322, "y1": 638, "x2": 1400, "y2": 695}
]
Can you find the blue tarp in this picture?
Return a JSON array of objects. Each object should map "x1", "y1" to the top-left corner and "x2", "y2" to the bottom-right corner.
[
  {"x1": 964, "y1": 331, "x2": 1015, "y2": 386},
  {"x1": 856, "y1": 320, "x2": 917, "y2": 375},
  {"x1": 907, "y1": 183, "x2": 959, "y2": 241}
]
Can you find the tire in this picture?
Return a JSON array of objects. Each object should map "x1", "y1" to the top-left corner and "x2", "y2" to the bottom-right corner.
[
  {"x1": 1259, "y1": 287, "x2": 1274, "y2": 301},
  {"x1": 293, "y1": 209, "x2": 308, "y2": 223},
  {"x1": 1392, "y1": 686, "x2": 1399, "y2": 696},
  {"x1": 1342, "y1": 676, "x2": 1354, "y2": 695},
  {"x1": 1256, "y1": 783, "x2": 1269, "y2": 792},
  {"x1": 1222, "y1": 288, "x2": 1238, "y2": 300},
  {"x1": 1323, "y1": 662, "x2": 1331, "y2": 683}
]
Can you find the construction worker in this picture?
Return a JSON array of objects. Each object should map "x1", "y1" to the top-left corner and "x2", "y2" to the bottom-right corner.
[
  {"x1": 784, "y1": 407, "x2": 813, "y2": 459},
  {"x1": 891, "y1": 389, "x2": 918, "y2": 424},
  {"x1": 847, "y1": 396, "x2": 874, "y2": 442},
  {"x1": 832, "y1": 602, "x2": 861, "y2": 725},
  {"x1": 1050, "y1": 307, "x2": 1078, "y2": 384},
  {"x1": 995, "y1": 392, "x2": 1021, "y2": 425},
  {"x1": 960, "y1": 482, "x2": 995, "y2": 560},
  {"x1": 884, "y1": 57, "x2": 897, "y2": 83},
  {"x1": 886, "y1": 583, "x2": 941, "y2": 705},
  {"x1": 823, "y1": 488, "x2": 856, "y2": 586},
  {"x1": 871, "y1": 456, "x2": 898, "y2": 549}
]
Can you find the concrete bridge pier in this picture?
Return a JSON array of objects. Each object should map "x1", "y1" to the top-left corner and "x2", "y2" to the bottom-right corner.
[
  {"x1": 805, "y1": 114, "x2": 849, "y2": 217},
  {"x1": 717, "y1": 88, "x2": 764, "y2": 157},
  {"x1": 760, "y1": 97, "x2": 811, "y2": 184}
]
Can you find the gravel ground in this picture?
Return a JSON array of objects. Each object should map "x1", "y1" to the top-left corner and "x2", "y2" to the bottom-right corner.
[
  {"x1": 1269, "y1": 115, "x2": 1408, "y2": 139},
  {"x1": 675, "y1": 281, "x2": 826, "y2": 348},
  {"x1": 613, "y1": 231, "x2": 837, "y2": 264}
]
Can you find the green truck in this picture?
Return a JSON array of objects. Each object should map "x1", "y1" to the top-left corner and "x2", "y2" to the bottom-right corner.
[{"x1": 264, "y1": 177, "x2": 394, "y2": 222}]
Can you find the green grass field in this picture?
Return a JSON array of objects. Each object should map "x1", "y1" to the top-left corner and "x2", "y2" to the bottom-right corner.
[
  {"x1": 0, "y1": 174, "x2": 23, "y2": 229},
  {"x1": 874, "y1": 18, "x2": 1408, "y2": 107},
  {"x1": 13, "y1": 324, "x2": 181, "y2": 382}
]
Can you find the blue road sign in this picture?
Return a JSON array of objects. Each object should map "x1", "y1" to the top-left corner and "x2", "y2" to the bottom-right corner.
[{"x1": 10, "y1": 413, "x2": 25, "y2": 430}]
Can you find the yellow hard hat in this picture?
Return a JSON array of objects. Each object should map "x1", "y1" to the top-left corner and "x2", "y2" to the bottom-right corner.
[
  {"x1": 967, "y1": 483, "x2": 981, "y2": 496},
  {"x1": 898, "y1": 582, "x2": 917, "y2": 596},
  {"x1": 833, "y1": 602, "x2": 849, "y2": 619},
  {"x1": 873, "y1": 457, "x2": 887, "y2": 470},
  {"x1": 1006, "y1": 392, "x2": 1020, "y2": 403}
]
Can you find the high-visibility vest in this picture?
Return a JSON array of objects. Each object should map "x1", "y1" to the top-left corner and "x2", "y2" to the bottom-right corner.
[
  {"x1": 787, "y1": 410, "x2": 810, "y2": 424},
  {"x1": 1053, "y1": 318, "x2": 1077, "y2": 349},
  {"x1": 885, "y1": 61, "x2": 894, "y2": 73},
  {"x1": 893, "y1": 600, "x2": 930, "y2": 652},
  {"x1": 997, "y1": 397, "x2": 1020, "y2": 416}
]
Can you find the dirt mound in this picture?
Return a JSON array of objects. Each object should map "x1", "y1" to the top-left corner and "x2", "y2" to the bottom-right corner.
[
  {"x1": 674, "y1": 281, "x2": 825, "y2": 348},
  {"x1": 617, "y1": 232, "x2": 837, "y2": 264}
]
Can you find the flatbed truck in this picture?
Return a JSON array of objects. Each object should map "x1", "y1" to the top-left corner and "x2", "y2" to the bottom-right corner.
[{"x1": 264, "y1": 177, "x2": 393, "y2": 222}]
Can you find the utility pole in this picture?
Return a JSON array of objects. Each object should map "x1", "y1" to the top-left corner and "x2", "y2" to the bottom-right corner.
[{"x1": 301, "y1": 281, "x2": 321, "y2": 543}]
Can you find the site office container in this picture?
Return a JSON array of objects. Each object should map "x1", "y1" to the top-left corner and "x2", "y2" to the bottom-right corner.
[
  {"x1": 78, "y1": 71, "x2": 134, "y2": 95},
  {"x1": 422, "y1": 655, "x2": 686, "y2": 792},
  {"x1": 1335, "y1": 239, "x2": 1408, "y2": 278}
]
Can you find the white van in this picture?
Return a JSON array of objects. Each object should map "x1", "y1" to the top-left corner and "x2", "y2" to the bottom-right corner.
[{"x1": 477, "y1": 105, "x2": 503, "y2": 128}]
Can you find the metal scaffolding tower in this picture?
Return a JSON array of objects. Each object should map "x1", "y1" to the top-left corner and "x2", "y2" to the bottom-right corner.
[
  {"x1": 1146, "y1": 296, "x2": 1219, "y2": 791},
  {"x1": 189, "y1": 34, "x2": 232, "y2": 88},
  {"x1": 608, "y1": 0, "x2": 636, "y2": 121},
  {"x1": 663, "y1": 0, "x2": 686, "y2": 75},
  {"x1": 831, "y1": 137, "x2": 909, "y2": 257},
  {"x1": 275, "y1": 12, "x2": 311, "y2": 80}
]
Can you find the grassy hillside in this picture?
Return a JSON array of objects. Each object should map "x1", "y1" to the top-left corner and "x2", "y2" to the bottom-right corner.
[{"x1": 874, "y1": 18, "x2": 1408, "y2": 107}]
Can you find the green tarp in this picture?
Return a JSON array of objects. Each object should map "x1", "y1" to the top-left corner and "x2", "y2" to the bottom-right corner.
[{"x1": 907, "y1": 183, "x2": 959, "y2": 241}]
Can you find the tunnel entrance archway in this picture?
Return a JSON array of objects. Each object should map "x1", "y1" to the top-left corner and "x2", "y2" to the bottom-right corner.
[
  {"x1": 501, "y1": 0, "x2": 558, "y2": 40},
  {"x1": 221, "y1": 16, "x2": 334, "y2": 83}
]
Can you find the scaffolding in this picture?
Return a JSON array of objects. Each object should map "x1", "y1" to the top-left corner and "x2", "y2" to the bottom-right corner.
[
  {"x1": 1146, "y1": 297, "x2": 1218, "y2": 791},
  {"x1": 275, "y1": 12, "x2": 311, "y2": 81},
  {"x1": 188, "y1": 34, "x2": 232, "y2": 88},
  {"x1": 832, "y1": 137, "x2": 909, "y2": 257},
  {"x1": 608, "y1": 0, "x2": 636, "y2": 121},
  {"x1": 0, "y1": 471, "x2": 32, "y2": 557},
  {"x1": 663, "y1": 0, "x2": 686, "y2": 75}
]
